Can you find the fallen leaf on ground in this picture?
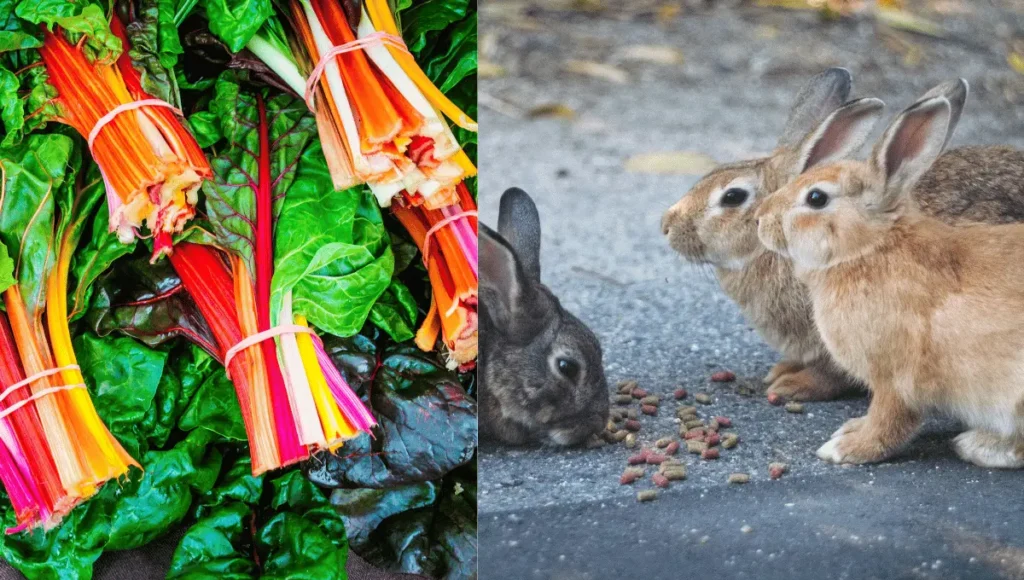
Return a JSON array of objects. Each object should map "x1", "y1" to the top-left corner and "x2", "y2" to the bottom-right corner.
[
  {"x1": 564, "y1": 59, "x2": 629, "y2": 84},
  {"x1": 526, "y1": 103, "x2": 577, "y2": 119},
  {"x1": 876, "y1": 7, "x2": 945, "y2": 38},
  {"x1": 479, "y1": 59, "x2": 506, "y2": 79},
  {"x1": 624, "y1": 151, "x2": 718, "y2": 175},
  {"x1": 617, "y1": 45, "x2": 684, "y2": 65}
]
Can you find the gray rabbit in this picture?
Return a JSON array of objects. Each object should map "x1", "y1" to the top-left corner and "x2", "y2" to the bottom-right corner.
[{"x1": 479, "y1": 188, "x2": 610, "y2": 446}]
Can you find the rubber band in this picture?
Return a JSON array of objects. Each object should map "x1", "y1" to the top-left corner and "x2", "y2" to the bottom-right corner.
[
  {"x1": 224, "y1": 325, "x2": 316, "y2": 376},
  {"x1": 423, "y1": 210, "x2": 478, "y2": 266},
  {"x1": 87, "y1": 99, "x2": 182, "y2": 154},
  {"x1": 304, "y1": 31, "x2": 408, "y2": 111},
  {"x1": 0, "y1": 385, "x2": 86, "y2": 422},
  {"x1": 0, "y1": 365, "x2": 80, "y2": 406}
]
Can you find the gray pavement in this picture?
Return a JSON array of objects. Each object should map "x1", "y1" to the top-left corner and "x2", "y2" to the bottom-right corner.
[{"x1": 477, "y1": 2, "x2": 1024, "y2": 578}]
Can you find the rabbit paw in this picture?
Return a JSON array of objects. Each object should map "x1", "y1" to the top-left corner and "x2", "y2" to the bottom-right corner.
[
  {"x1": 767, "y1": 369, "x2": 846, "y2": 402},
  {"x1": 953, "y1": 430, "x2": 1024, "y2": 469},
  {"x1": 817, "y1": 419, "x2": 891, "y2": 464},
  {"x1": 764, "y1": 360, "x2": 804, "y2": 385}
]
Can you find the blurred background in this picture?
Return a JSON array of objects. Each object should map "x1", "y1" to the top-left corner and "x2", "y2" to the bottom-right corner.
[{"x1": 477, "y1": 1, "x2": 1024, "y2": 579}]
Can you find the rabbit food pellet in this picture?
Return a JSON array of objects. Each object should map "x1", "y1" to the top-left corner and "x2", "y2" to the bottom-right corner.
[
  {"x1": 652, "y1": 473, "x2": 670, "y2": 488},
  {"x1": 695, "y1": 393, "x2": 712, "y2": 405},
  {"x1": 664, "y1": 441, "x2": 680, "y2": 455},
  {"x1": 686, "y1": 440, "x2": 708, "y2": 454},
  {"x1": 637, "y1": 490, "x2": 658, "y2": 502},
  {"x1": 620, "y1": 468, "x2": 644, "y2": 485},
  {"x1": 711, "y1": 370, "x2": 736, "y2": 382},
  {"x1": 663, "y1": 468, "x2": 687, "y2": 481},
  {"x1": 627, "y1": 453, "x2": 646, "y2": 465},
  {"x1": 785, "y1": 402, "x2": 805, "y2": 414},
  {"x1": 676, "y1": 405, "x2": 697, "y2": 417},
  {"x1": 714, "y1": 416, "x2": 732, "y2": 428},
  {"x1": 627, "y1": 409, "x2": 639, "y2": 420},
  {"x1": 769, "y1": 462, "x2": 789, "y2": 480},
  {"x1": 701, "y1": 448, "x2": 720, "y2": 460},
  {"x1": 674, "y1": 388, "x2": 688, "y2": 400},
  {"x1": 618, "y1": 380, "x2": 638, "y2": 394},
  {"x1": 614, "y1": 394, "x2": 633, "y2": 405},
  {"x1": 646, "y1": 453, "x2": 667, "y2": 465},
  {"x1": 641, "y1": 404, "x2": 658, "y2": 416},
  {"x1": 611, "y1": 430, "x2": 629, "y2": 442},
  {"x1": 640, "y1": 395, "x2": 660, "y2": 406},
  {"x1": 625, "y1": 434, "x2": 638, "y2": 448},
  {"x1": 705, "y1": 432, "x2": 721, "y2": 447},
  {"x1": 684, "y1": 419, "x2": 705, "y2": 430},
  {"x1": 683, "y1": 428, "x2": 705, "y2": 440},
  {"x1": 655, "y1": 437, "x2": 673, "y2": 448},
  {"x1": 632, "y1": 388, "x2": 649, "y2": 399},
  {"x1": 721, "y1": 433, "x2": 739, "y2": 449},
  {"x1": 625, "y1": 419, "x2": 642, "y2": 432},
  {"x1": 728, "y1": 473, "x2": 750, "y2": 484}
]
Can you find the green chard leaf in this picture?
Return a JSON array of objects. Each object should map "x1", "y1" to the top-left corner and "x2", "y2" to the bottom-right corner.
[
  {"x1": 199, "y1": 0, "x2": 274, "y2": 53},
  {"x1": 0, "y1": 133, "x2": 75, "y2": 317},
  {"x1": 0, "y1": 240, "x2": 15, "y2": 293},
  {"x1": 14, "y1": 1, "x2": 122, "y2": 63},
  {"x1": 271, "y1": 143, "x2": 394, "y2": 338},
  {"x1": 125, "y1": 0, "x2": 185, "y2": 106},
  {"x1": 401, "y1": 0, "x2": 470, "y2": 54}
]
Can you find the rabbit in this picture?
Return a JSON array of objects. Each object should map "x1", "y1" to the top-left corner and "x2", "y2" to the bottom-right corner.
[
  {"x1": 479, "y1": 187, "x2": 610, "y2": 446},
  {"x1": 755, "y1": 81, "x2": 1024, "y2": 467},
  {"x1": 662, "y1": 69, "x2": 1024, "y2": 403}
]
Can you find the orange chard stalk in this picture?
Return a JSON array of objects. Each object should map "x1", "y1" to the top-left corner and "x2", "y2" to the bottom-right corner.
[
  {"x1": 37, "y1": 20, "x2": 211, "y2": 260},
  {"x1": 392, "y1": 193, "x2": 478, "y2": 368}
]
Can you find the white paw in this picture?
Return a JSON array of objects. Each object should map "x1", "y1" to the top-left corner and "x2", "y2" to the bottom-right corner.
[
  {"x1": 953, "y1": 431, "x2": 1024, "y2": 469},
  {"x1": 816, "y1": 436, "x2": 844, "y2": 463}
]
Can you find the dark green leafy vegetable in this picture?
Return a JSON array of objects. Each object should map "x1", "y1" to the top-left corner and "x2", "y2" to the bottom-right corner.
[{"x1": 308, "y1": 343, "x2": 477, "y2": 489}]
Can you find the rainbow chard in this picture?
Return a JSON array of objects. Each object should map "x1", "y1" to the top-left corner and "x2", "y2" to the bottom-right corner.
[
  {"x1": 0, "y1": 134, "x2": 138, "y2": 532},
  {"x1": 166, "y1": 74, "x2": 389, "y2": 474},
  {"x1": 240, "y1": 0, "x2": 479, "y2": 368},
  {"x1": 0, "y1": 2, "x2": 211, "y2": 260}
]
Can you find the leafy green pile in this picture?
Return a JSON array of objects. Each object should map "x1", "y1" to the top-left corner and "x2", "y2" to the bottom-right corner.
[{"x1": 0, "y1": 0, "x2": 477, "y2": 578}]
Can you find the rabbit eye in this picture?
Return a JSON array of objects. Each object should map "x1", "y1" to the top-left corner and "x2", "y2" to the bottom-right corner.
[
  {"x1": 556, "y1": 358, "x2": 581, "y2": 381},
  {"x1": 720, "y1": 188, "x2": 749, "y2": 207},
  {"x1": 806, "y1": 189, "x2": 830, "y2": 209}
]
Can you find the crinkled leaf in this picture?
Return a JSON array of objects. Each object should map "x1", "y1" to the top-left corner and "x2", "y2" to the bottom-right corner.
[
  {"x1": 69, "y1": 189, "x2": 137, "y2": 321},
  {"x1": 187, "y1": 109, "x2": 222, "y2": 148},
  {"x1": 308, "y1": 343, "x2": 477, "y2": 488},
  {"x1": 201, "y1": 76, "x2": 316, "y2": 274},
  {"x1": 106, "y1": 430, "x2": 223, "y2": 551},
  {"x1": 198, "y1": 455, "x2": 264, "y2": 511},
  {"x1": 75, "y1": 332, "x2": 168, "y2": 458},
  {"x1": 178, "y1": 367, "x2": 247, "y2": 442},
  {"x1": 402, "y1": 0, "x2": 470, "y2": 54},
  {"x1": 87, "y1": 252, "x2": 219, "y2": 357},
  {"x1": 257, "y1": 510, "x2": 347, "y2": 580},
  {"x1": 331, "y1": 482, "x2": 436, "y2": 549},
  {"x1": 15, "y1": 1, "x2": 122, "y2": 63},
  {"x1": 141, "y1": 344, "x2": 217, "y2": 450},
  {"x1": 0, "y1": 486, "x2": 113, "y2": 580},
  {"x1": 125, "y1": 0, "x2": 184, "y2": 106},
  {"x1": 0, "y1": 133, "x2": 74, "y2": 318},
  {"x1": 272, "y1": 145, "x2": 394, "y2": 337},
  {"x1": 167, "y1": 503, "x2": 256, "y2": 580},
  {"x1": 362, "y1": 462, "x2": 476, "y2": 579},
  {"x1": 368, "y1": 279, "x2": 418, "y2": 343},
  {"x1": 200, "y1": 0, "x2": 273, "y2": 53}
]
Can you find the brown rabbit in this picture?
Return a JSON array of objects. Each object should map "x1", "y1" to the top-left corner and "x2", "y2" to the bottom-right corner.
[
  {"x1": 756, "y1": 83, "x2": 1024, "y2": 467},
  {"x1": 662, "y1": 69, "x2": 1024, "y2": 402}
]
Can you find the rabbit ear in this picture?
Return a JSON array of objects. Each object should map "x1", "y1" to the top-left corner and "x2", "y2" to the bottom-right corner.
[
  {"x1": 870, "y1": 97, "x2": 952, "y2": 207},
  {"x1": 796, "y1": 97, "x2": 885, "y2": 173},
  {"x1": 916, "y1": 79, "x2": 969, "y2": 150},
  {"x1": 498, "y1": 187, "x2": 542, "y2": 281},
  {"x1": 480, "y1": 223, "x2": 532, "y2": 329},
  {"x1": 778, "y1": 67, "x2": 853, "y2": 148}
]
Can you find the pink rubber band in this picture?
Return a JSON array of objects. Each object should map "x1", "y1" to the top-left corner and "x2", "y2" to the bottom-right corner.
[
  {"x1": 0, "y1": 385, "x2": 86, "y2": 422},
  {"x1": 303, "y1": 31, "x2": 408, "y2": 111},
  {"x1": 223, "y1": 325, "x2": 316, "y2": 376},
  {"x1": 0, "y1": 365, "x2": 80, "y2": 406},
  {"x1": 87, "y1": 99, "x2": 182, "y2": 153},
  {"x1": 423, "y1": 210, "x2": 478, "y2": 266}
]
